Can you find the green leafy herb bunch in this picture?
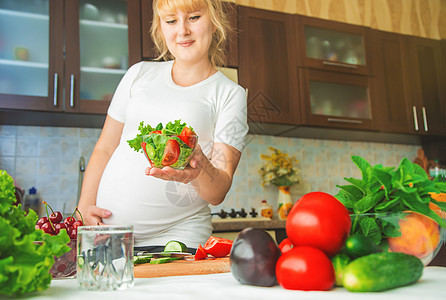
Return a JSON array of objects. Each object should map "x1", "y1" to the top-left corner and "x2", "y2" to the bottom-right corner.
[{"x1": 335, "y1": 156, "x2": 446, "y2": 244}]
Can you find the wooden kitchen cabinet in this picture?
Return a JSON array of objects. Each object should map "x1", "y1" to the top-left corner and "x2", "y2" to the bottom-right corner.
[
  {"x1": 298, "y1": 68, "x2": 376, "y2": 130},
  {"x1": 405, "y1": 36, "x2": 446, "y2": 136},
  {"x1": 296, "y1": 16, "x2": 373, "y2": 76},
  {"x1": 140, "y1": 0, "x2": 238, "y2": 67},
  {"x1": 372, "y1": 30, "x2": 413, "y2": 134},
  {"x1": 238, "y1": 6, "x2": 300, "y2": 125},
  {"x1": 0, "y1": 0, "x2": 140, "y2": 117},
  {"x1": 372, "y1": 31, "x2": 446, "y2": 137}
]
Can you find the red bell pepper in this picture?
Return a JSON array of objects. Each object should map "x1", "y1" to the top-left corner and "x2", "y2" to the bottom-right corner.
[
  {"x1": 203, "y1": 236, "x2": 233, "y2": 258},
  {"x1": 194, "y1": 244, "x2": 208, "y2": 261},
  {"x1": 278, "y1": 237, "x2": 293, "y2": 254}
]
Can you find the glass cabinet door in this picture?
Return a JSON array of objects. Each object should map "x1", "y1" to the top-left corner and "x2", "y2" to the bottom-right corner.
[
  {"x1": 78, "y1": 0, "x2": 128, "y2": 102},
  {"x1": 300, "y1": 69, "x2": 375, "y2": 130},
  {"x1": 305, "y1": 26, "x2": 365, "y2": 66},
  {"x1": 298, "y1": 16, "x2": 371, "y2": 75},
  {"x1": 0, "y1": 0, "x2": 49, "y2": 97},
  {"x1": 309, "y1": 81, "x2": 370, "y2": 119}
]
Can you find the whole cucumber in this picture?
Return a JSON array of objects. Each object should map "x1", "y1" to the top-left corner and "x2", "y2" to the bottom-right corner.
[
  {"x1": 343, "y1": 252, "x2": 423, "y2": 292},
  {"x1": 331, "y1": 253, "x2": 352, "y2": 286}
]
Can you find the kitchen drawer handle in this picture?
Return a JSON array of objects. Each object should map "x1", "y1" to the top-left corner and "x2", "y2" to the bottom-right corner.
[
  {"x1": 412, "y1": 106, "x2": 419, "y2": 131},
  {"x1": 327, "y1": 118, "x2": 363, "y2": 124},
  {"x1": 422, "y1": 106, "x2": 428, "y2": 132},
  {"x1": 70, "y1": 74, "x2": 75, "y2": 107},
  {"x1": 53, "y1": 73, "x2": 58, "y2": 106},
  {"x1": 323, "y1": 61, "x2": 358, "y2": 69}
]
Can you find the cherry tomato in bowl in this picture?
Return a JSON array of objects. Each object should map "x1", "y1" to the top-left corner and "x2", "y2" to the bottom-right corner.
[
  {"x1": 178, "y1": 127, "x2": 197, "y2": 148},
  {"x1": 161, "y1": 139, "x2": 180, "y2": 167}
]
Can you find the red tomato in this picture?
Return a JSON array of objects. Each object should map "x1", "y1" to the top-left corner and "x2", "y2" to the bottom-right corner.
[
  {"x1": 194, "y1": 244, "x2": 208, "y2": 261},
  {"x1": 178, "y1": 127, "x2": 197, "y2": 148},
  {"x1": 286, "y1": 192, "x2": 351, "y2": 257},
  {"x1": 276, "y1": 246, "x2": 335, "y2": 291},
  {"x1": 150, "y1": 130, "x2": 162, "y2": 134},
  {"x1": 161, "y1": 139, "x2": 180, "y2": 166},
  {"x1": 278, "y1": 238, "x2": 293, "y2": 254},
  {"x1": 204, "y1": 236, "x2": 233, "y2": 257}
]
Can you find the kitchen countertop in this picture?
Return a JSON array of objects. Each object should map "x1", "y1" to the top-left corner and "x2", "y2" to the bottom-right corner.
[
  {"x1": 15, "y1": 266, "x2": 446, "y2": 300},
  {"x1": 211, "y1": 218, "x2": 286, "y2": 232}
]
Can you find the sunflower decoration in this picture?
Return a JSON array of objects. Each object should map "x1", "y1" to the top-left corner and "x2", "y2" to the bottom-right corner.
[{"x1": 259, "y1": 147, "x2": 301, "y2": 187}]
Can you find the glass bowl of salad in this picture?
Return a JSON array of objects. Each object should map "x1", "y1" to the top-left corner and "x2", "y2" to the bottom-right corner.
[
  {"x1": 349, "y1": 211, "x2": 445, "y2": 266},
  {"x1": 128, "y1": 120, "x2": 198, "y2": 170}
]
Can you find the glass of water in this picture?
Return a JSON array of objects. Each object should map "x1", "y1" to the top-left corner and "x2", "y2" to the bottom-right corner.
[{"x1": 77, "y1": 225, "x2": 134, "y2": 291}]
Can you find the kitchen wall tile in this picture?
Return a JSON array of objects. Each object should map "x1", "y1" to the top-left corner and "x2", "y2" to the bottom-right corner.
[
  {"x1": 39, "y1": 126, "x2": 59, "y2": 137},
  {"x1": 0, "y1": 137, "x2": 16, "y2": 156},
  {"x1": 0, "y1": 156, "x2": 15, "y2": 176},
  {"x1": 16, "y1": 125, "x2": 39, "y2": 137},
  {"x1": 16, "y1": 157, "x2": 38, "y2": 177},
  {"x1": 39, "y1": 138, "x2": 60, "y2": 157},
  {"x1": 60, "y1": 157, "x2": 78, "y2": 176},
  {"x1": 60, "y1": 139, "x2": 79, "y2": 159},
  {"x1": 80, "y1": 127, "x2": 101, "y2": 138},
  {"x1": 39, "y1": 157, "x2": 60, "y2": 176},
  {"x1": 60, "y1": 127, "x2": 79, "y2": 137},
  {"x1": 16, "y1": 137, "x2": 38, "y2": 157},
  {"x1": 0, "y1": 125, "x2": 16, "y2": 136}
]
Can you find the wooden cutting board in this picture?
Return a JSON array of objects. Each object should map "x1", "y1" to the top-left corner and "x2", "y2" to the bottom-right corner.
[{"x1": 134, "y1": 256, "x2": 231, "y2": 278}]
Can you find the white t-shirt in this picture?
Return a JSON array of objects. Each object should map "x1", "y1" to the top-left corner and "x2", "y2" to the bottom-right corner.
[{"x1": 96, "y1": 60, "x2": 248, "y2": 248}]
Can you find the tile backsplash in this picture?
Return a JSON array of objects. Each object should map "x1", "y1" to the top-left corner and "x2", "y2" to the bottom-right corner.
[
  {"x1": 0, "y1": 125, "x2": 420, "y2": 218},
  {"x1": 0, "y1": 125, "x2": 101, "y2": 215}
]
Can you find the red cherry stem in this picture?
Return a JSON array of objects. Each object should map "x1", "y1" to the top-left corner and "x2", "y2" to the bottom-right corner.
[
  {"x1": 75, "y1": 206, "x2": 84, "y2": 224},
  {"x1": 42, "y1": 201, "x2": 55, "y2": 230}
]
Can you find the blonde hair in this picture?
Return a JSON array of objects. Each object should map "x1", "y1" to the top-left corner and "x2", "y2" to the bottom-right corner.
[{"x1": 151, "y1": 0, "x2": 232, "y2": 67}]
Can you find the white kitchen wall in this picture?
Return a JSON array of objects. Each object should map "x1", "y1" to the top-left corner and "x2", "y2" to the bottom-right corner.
[{"x1": 0, "y1": 125, "x2": 420, "y2": 218}]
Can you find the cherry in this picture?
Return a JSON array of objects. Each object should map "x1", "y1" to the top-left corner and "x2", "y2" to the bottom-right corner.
[
  {"x1": 35, "y1": 224, "x2": 41, "y2": 230},
  {"x1": 68, "y1": 227, "x2": 77, "y2": 239},
  {"x1": 43, "y1": 201, "x2": 63, "y2": 223},
  {"x1": 72, "y1": 220, "x2": 83, "y2": 229},
  {"x1": 54, "y1": 223, "x2": 67, "y2": 235},
  {"x1": 63, "y1": 216, "x2": 76, "y2": 228},
  {"x1": 41, "y1": 222, "x2": 54, "y2": 234},
  {"x1": 50, "y1": 211, "x2": 63, "y2": 224},
  {"x1": 36, "y1": 217, "x2": 49, "y2": 226}
]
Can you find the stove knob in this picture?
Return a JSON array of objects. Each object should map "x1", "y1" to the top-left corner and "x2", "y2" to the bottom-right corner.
[
  {"x1": 238, "y1": 208, "x2": 247, "y2": 218},
  {"x1": 249, "y1": 208, "x2": 258, "y2": 218},
  {"x1": 229, "y1": 208, "x2": 238, "y2": 218},
  {"x1": 218, "y1": 209, "x2": 228, "y2": 218}
]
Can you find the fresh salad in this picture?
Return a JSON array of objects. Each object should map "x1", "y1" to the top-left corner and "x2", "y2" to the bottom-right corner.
[{"x1": 127, "y1": 120, "x2": 198, "y2": 169}]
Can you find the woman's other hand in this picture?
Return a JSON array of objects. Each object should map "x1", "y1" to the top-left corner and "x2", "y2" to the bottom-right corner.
[
  {"x1": 144, "y1": 145, "x2": 205, "y2": 183},
  {"x1": 82, "y1": 205, "x2": 112, "y2": 225}
]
